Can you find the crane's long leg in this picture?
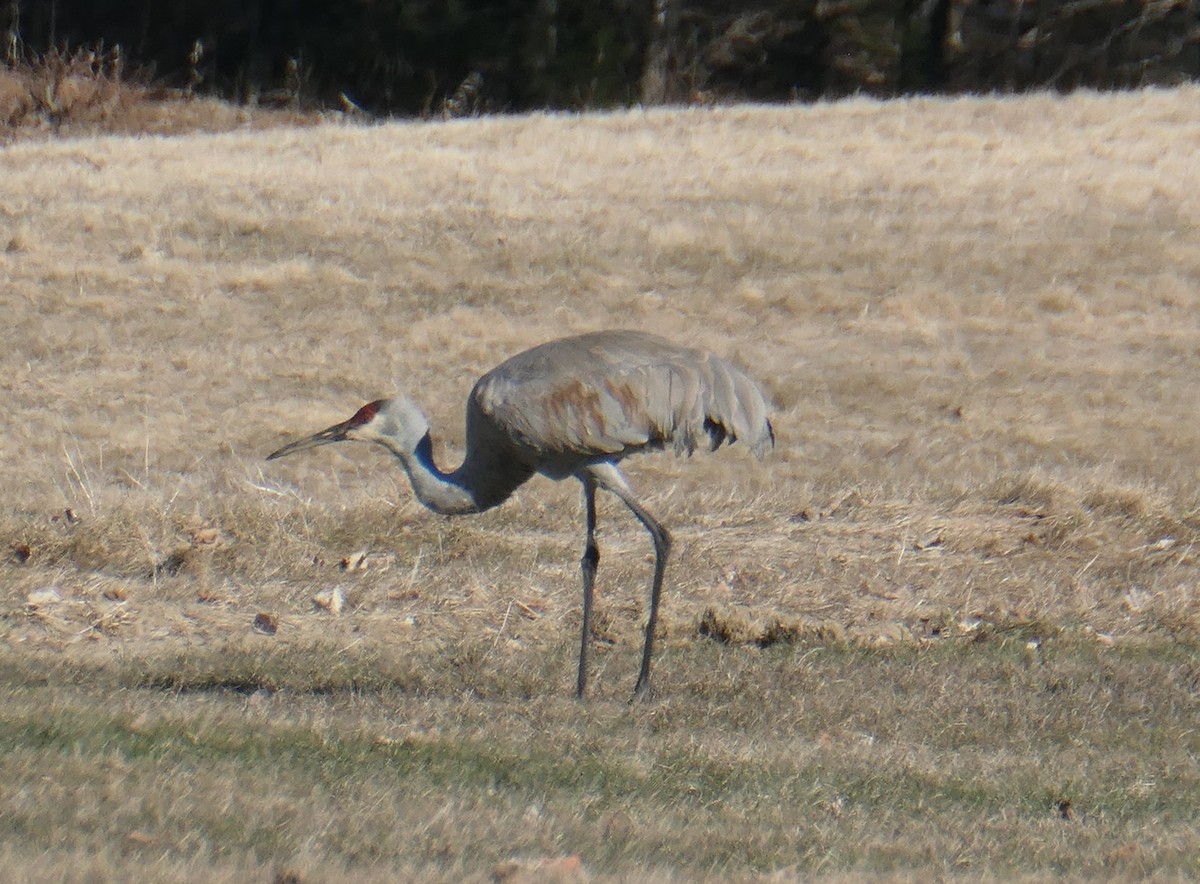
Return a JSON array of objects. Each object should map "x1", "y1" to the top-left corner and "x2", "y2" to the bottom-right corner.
[
  {"x1": 585, "y1": 463, "x2": 672, "y2": 698},
  {"x1": 577, "y1": 475, "x2": 600, "y2": 699},
  {"x1": 620, "y1": 494, "x2": 671, "y2": 698}
]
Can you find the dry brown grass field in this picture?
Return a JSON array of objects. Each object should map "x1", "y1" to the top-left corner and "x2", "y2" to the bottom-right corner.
[{"x1": 1, "y1": 87, "x2": 1199, "y2": 881}]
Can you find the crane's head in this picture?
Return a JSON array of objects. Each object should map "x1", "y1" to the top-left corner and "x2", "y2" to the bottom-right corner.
[{"x1": 266, "y1": 397, "x2": 430, "y2": 462}]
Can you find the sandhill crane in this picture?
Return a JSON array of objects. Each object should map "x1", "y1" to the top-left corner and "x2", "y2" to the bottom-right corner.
[{"x1": 267, "y1": 329, "x2": 774, "y2": 698}]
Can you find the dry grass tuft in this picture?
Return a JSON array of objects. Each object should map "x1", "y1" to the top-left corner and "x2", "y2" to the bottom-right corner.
[
  {"x1": 1, "y1": 87, "x2": 1199, "y2": 879},
  {"x1": 0, "y1": 48, "x2": 329, "y2": 141},
  {"x1": 699, "y1": 606, "x2": 849, "y2": 647}
]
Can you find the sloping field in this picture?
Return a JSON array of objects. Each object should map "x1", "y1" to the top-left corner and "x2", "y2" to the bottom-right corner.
[{"x1": 1, "y1": 88, "x2": 1198, "y2": 880}]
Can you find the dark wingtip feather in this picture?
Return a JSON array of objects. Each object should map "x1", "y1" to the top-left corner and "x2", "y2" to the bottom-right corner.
[{"x1": 703, "y1": 417, "x2": 730, "y2": 452}]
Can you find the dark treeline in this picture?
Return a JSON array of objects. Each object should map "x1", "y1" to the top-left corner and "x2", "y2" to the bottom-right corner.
[{"x1": 4, "y1": 0, "x2": 1198, "y2": 116}]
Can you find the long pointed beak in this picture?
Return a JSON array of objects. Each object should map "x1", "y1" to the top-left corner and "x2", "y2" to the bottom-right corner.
[{"x1": 266, "y1": 417, "x2": 355, "y2": 461}]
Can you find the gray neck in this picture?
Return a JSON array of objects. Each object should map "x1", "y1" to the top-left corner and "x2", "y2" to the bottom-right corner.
[
  {"x1": 388, "y1": 433, "x2": 484, "y2": 516},
  {"x1": 379, "y1": 423, "x2": 533, "y2": 516}
]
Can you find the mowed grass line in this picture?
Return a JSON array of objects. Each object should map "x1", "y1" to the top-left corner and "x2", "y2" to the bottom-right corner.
[{"x1": 0, "y1": 637, "x2": 1196, "y2": 879}]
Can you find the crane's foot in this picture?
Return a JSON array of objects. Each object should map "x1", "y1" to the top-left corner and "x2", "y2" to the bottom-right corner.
[{"x1": 629, "y1": 678, "x2": 658, "y2": 704}]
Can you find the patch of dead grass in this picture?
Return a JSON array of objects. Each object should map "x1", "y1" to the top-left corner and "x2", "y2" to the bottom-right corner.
[{"x1": 0, "y1": 50, "x2": 330, "y2": 142}]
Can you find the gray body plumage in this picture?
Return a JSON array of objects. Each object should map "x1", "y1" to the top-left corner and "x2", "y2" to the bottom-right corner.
[
  {"x1": 267, "y1": 329, "x2": 774, "y2": 698},
  {"x1": 461, "y1": 330, "x2": 773, "y2": 503}
]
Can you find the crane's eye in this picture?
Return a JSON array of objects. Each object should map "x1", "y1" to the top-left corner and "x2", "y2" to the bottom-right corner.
[{"x1": 349, "y1": 401, "x2": 379, "y2": 427}]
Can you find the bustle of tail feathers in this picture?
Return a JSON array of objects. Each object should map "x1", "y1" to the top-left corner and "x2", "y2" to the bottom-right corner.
[
  {"x1": 701, "y1": 415, "x2": 776, "y2": 453},
  {"x1": 692, "y1": 355, "x2": 774, "y2": 459}
]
